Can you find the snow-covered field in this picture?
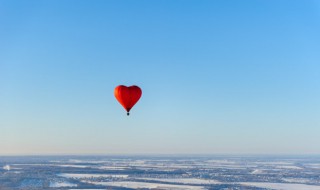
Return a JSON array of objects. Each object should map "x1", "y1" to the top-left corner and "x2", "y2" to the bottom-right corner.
[
  {"x1": 275, "y1": 165, "x2": 302, "y2": 170},
  {"x1": 58, "y1": 173, "x2": 129, "y2": 178},
  {"x1": 138, "y1": 177, "x2": 221, "y2": 185},
  {"x1": 251, "y1": 169, "x2": 264, "y2": 174},
  {"x1": 12, "y1": 163, "x2": 90, "y2": 168},
  {"x1": 84, "y1": 181, "x2": 205, "y2": 190},
  {"x1": 305, "y1": 163, "x2": 320, "y2": 169},
  {"x1": 240, "y1": 182, "x2": 320, "y2": 190},
  {"x1": 50, "y1": 181, "x2": 77, "y2": 187},
  {"x1": 57, "y1": 164, "x2": 90, "y2": 168},
  {"x1": 2, "y1": 156, "x2": 320, "y2": 189},
  {"x1": 98, "y1": 166, "x2": 128, "y2": 170},
  {"x1": 282, "y1": 177, "x2": 311, "y2": 183}
]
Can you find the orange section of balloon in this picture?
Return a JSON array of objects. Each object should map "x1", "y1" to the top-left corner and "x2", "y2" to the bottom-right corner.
[{"x1": 114, "y1": 85, "x2": 142, "y2": 115}]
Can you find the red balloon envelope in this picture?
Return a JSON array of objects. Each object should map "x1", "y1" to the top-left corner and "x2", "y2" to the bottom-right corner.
[{"x1": 114, "y1": 85, "x2": 142, "y2": 115}]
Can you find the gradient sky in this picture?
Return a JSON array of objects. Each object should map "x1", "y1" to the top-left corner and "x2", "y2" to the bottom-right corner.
[{"x1": 0, "y1": 0, "x2": 320, "y2": 155}]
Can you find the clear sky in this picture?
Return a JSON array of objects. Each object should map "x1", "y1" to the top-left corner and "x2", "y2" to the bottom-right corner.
[{"x1": 0, "y1": 0, "x2": 319, "y2": 155}]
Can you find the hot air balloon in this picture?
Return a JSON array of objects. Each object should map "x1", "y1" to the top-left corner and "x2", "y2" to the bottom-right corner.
[{"x1": 114, "y1": 85, "x2": 142, "y2": 116}]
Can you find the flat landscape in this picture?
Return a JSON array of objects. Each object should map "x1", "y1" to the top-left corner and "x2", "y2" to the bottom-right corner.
[{"x1": 1, "y1": 155, "x2": 320, "y2": 189}]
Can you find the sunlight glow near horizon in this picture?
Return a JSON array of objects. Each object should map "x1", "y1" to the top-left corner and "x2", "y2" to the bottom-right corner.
[{"x1": 0, "y1": 0, "x2": 319, "y2": 155}]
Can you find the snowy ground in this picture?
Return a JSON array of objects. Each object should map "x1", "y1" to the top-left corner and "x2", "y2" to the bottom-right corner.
[
  {"x1": 240, "y1": 182, "x2": 320, "y2": 190},
  {"x1": 84, "y1": 181, "x2": 205, "y2": 190},
  {"x1": 137, "y1": 177, "x2": 222, "y2": 185},
  {"x1": 49, "y1": 181, "x2": 77, "y2": 187},
  {"x1": 58, "y1": 173, "x2": 129, "y2": 178}
]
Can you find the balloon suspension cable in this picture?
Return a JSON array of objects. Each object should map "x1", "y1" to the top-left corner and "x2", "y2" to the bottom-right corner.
[{"x1": 127, "y1": 112, "x2": 130, "y2": 116}]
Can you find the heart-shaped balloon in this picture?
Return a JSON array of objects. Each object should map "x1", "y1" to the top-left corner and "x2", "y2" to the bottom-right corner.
[{"x1": 114, "y1": 85, "x2": 142, "y2": 115}]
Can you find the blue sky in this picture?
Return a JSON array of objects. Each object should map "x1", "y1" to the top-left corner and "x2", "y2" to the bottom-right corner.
[{"x1": 0, "y1": 0, "x2": 319, "y2": 155}]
